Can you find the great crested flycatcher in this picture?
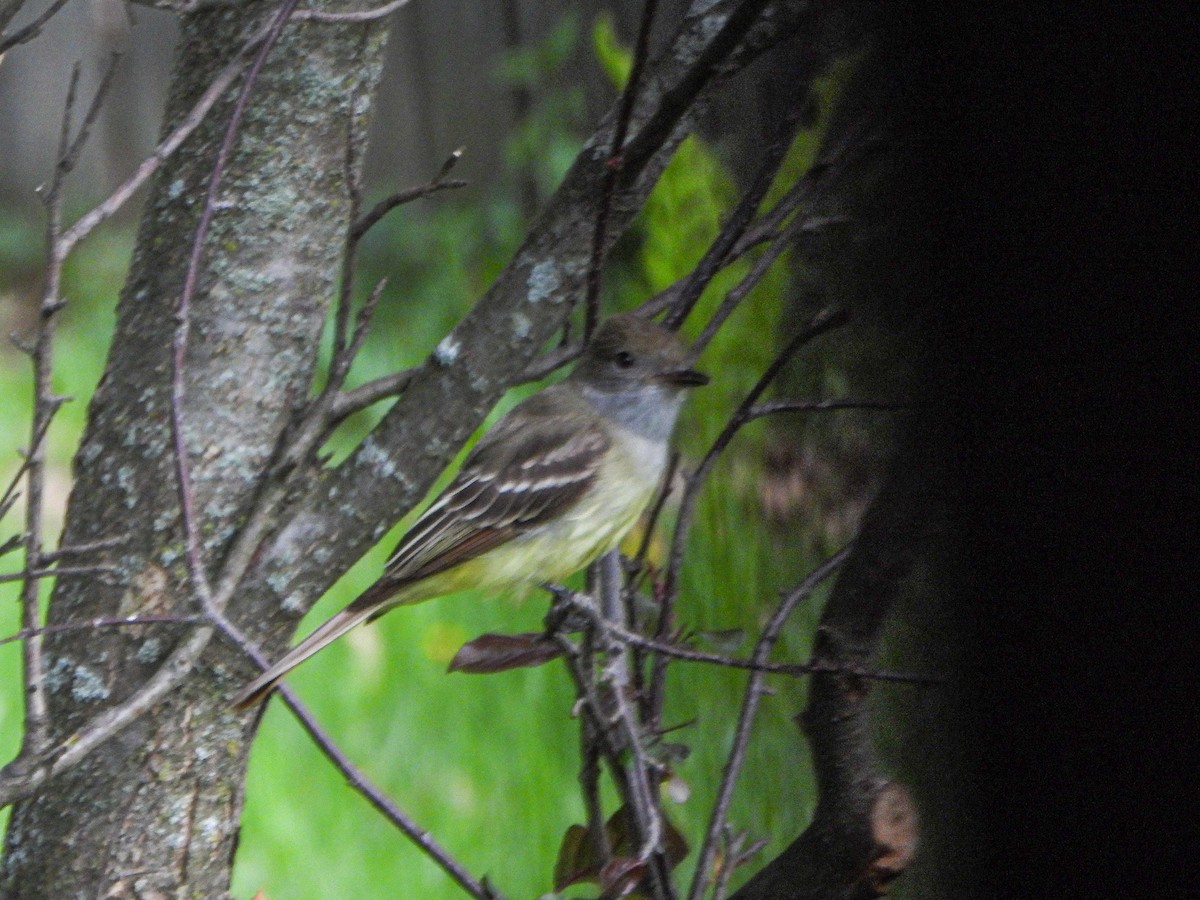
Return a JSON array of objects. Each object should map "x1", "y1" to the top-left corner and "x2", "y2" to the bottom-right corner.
[{"x1": 232, "y1": 312, "x2": 707, "y2": 709}]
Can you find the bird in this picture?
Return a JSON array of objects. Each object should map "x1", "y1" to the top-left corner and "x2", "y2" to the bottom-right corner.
[{"x1": 231, "y1": 312, "x2": 708, "y2": 709}]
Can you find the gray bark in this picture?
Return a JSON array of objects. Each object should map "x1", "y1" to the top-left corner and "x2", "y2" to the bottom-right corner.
[
  {"x1": 1, "y1": 3, "x2": 389, "y2": 895},
  {"x1": 1, "y1": 0, "x2": 829, "y2": 896}
]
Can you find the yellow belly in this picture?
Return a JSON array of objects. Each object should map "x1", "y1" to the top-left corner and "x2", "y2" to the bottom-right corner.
[{"x1": 396, "y1": 424, "x2": 665, "y2": 604}]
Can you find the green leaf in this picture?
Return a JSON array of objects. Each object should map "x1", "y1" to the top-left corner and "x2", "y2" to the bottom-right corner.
[{"x1": 592, "y1": 11, "x2": 632, "y2": 88}]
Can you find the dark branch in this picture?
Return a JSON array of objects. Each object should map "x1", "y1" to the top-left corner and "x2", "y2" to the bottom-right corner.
[
  {"x1": 661, "y1": 93, "x2": 810, "y2": 330},
  {"x1": 0, "y1": 0, "x2": 71, "y2": 54},
  {"x1": 650, "y1": 306, "x2": 848, "y2": 721},
  {"x1": 582, "y1": 0, "x2": 660, "y2": 342},
  {"x1": 687, "y1": 547, "x2": 850, "y2": 900}
]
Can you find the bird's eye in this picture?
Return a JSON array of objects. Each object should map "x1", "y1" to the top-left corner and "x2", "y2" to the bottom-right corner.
[{"x1": 613, "y1": 350, "x2": 635, "y2": 369}]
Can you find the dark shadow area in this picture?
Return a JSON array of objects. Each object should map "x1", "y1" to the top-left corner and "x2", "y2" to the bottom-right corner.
[{"x1": 876, "y1": 3, "x2": 1190, "y2": 897}]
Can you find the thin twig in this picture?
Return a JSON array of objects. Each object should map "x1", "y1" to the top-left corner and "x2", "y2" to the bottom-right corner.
[
  {"x1": 596, "y1": 552, "x2": 672, "y2": 899},
  {"x1": 0, "y1": 0, "x2": 71, "y2": 54},
  {"x1": 302, "y1": 152, "x2": 464, "y2": 456},
  {"x1": 0, "y1": 401, "x2": 59, "y2": 521},
  {"x1": 39, "y1": 534, "x2": 129, "y2": 562},
  {"x1": 661, "y1": 96, "x2": 809, "y2": 330},
  {"x1": 293, "y1": 0, "x2": 414, "y2": 24},
  {"x1": 330, "y1": 81, "x2": 368, "y2": 371},
  {"x1": 350, "y1": 163, "x2": 465, "y2": 241},
  {"x1": 16, "y1": 57, "x2": 119, "y2": 761},
  {"x1": 275, "y1": 681, "x2": 503, "y2": 898},
  {"x1": 517, "y1": 341, "x2": 584, "y2": 385},
  {"x1": 616, "y1": 0, "x2": 772, "y2": 182},
  {"x1": 57, "y1": 23, "x2": 276, "y2": 256},
  {"x1": 0, "y1": 614, "x2": 207, "y2": 649},
  {"x1": 0, "y1": 564, "x2": 116, "y2": 585},
  {"x1": 61, "y1": 55, "x2": 122, "y2": 174},
  {"x1": 201, "y1": 610, "x2": 504, "y2": 900},
  {"x1": 645, "y1": 118, "x2": 877, "y2": 326},
  {"x1": 687, "y1": 547, "x2": 852, "y2": 900},
  {"x1": 328, "y1": 365, "x2": 420, "y2": 422},
  {"x1": 711, "y1": 829, "x2": 739, "y2": 900},
  {"x1": 629, "y1": 451, "x2": 679, "y2": 721},
  {"x1": 688, "y1": 209, "x2": 814, "y2": 358},
  {"x1": 638, "y1": 177, "x2": 805, "y2": 322},
  {"x1": 583, "y1": 0, "x2": 660, "y2": 342},
  {"x1": 631, "y1": 451, "x2": 679, "y2": 585},
  {"x1": 648, "y1": 307, "x2": 848, "y2": 725},
  {"x1": 552, "y1": 584, "x2": 939, "y2": 686},
  {"x1": 579, "y1": 730, "x2": 611, "y2": 871},
  {"x1": 745, "y1": 398, "x2": 912, "y2": 420},
  {"x1": 555, "y1": 630, "x2": 653, "y2": 891},
  {"x1": 711, "y1": 829, "x2": 767, "y2": 900}
]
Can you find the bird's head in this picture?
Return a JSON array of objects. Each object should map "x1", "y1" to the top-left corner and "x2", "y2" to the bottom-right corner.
[{"x1": 569, "y1": 313, "x2": 709, "y2": 396}]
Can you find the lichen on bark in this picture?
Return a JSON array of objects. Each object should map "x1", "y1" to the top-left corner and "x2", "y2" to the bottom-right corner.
[{"x1": 0, "y1": 4, "x2": 389, "y2": 895}]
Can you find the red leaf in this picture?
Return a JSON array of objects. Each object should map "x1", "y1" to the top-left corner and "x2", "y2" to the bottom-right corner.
[
  {"x1": 599, "y1": 856, "x2": 645, "y2": 897},
  {"x1": 448, "y1": 632, "x2": 563, "y2": 674},
  {"x1": 553, "y1": 823, "x2": 600, "y2": 890}
]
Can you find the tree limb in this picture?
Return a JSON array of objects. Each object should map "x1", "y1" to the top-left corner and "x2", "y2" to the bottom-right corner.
[{"x1": 726, "y1": 447, "x2": 938, "y2": 899}]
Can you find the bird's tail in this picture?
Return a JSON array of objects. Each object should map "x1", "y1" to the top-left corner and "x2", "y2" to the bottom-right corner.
[{"x1": 231, "y1": 600, "x2": 381, "y2": 711}]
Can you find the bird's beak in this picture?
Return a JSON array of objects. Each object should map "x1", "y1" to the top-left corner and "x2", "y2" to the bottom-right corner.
[{"x1": 657, "y1": 367, "x2": 709, "y2": 388}]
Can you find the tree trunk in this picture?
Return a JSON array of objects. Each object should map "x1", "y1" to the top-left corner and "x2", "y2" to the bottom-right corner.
[{"x1": 0, "y1": 5, "x2": 388, "y2": 895}]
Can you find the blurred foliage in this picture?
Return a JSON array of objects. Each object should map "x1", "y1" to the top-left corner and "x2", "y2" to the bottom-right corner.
[{"x1": 0, "y1": 13, "x2": 860, "y2": 900}]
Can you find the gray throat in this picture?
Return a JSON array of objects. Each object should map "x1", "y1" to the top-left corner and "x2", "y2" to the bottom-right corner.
[{"x1": 580, "y1": 383, "x2": 685, "y2": 444}]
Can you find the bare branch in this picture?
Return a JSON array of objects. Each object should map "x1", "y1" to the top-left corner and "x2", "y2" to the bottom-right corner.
[
  {"x1": 57, "y1": 20, "x2": 275, "y2": 256},
  {"x1": 660, "y1": 94, "x2": 810, "y2": 330},
  {"x1": 14, "y1": 55, "x2": 115, "y2": 762},
  {"x1": 595, "y1": 551, "x2": 672, "y2": 899},
  {"x1": 59, "y1": 54, "x2": 122, "y2": 177},
  {"x1": 314, "y1": 153, "x2": 465, "y2": 441},
  {"x1": 194, "y1": 598, "x2": 507, "y2": 899},
  {"x1": 0, "y1": 0, "x2": 70, "y2": 55},
  {"x1": 328, "y1": 365, "x2": 420, "y2": 422},
  {"x1": 549, "y1": 579, "x2": 939, "y2": 686},
  {"x1": 688, "y1": 204, "x2": 818, "y2": 357},
  {"x1": 270, "y1": 678, "x2": 505, "y2": 897},
  {"x1": 726, "y1": 446, "x2": 940, "y2": 899},
  {"x1": 687, "y1": 547, "x2": 851, "y2": 900},
  {"x1": 350, "y1": 163, "x2": 466, "y2": 241},
  {"x1": 583, "y1": 0, "x2": 661, "y2": 342},
  {"x1": 39, "y1": 534, "x2": 129, "y2": 562},
  {"x1": 517, "y1": 341, "x2": 584, "y2": 384},
  {"x1": 0, "y1": 401, "x2": 59, "y2": 523},
  {"x1": 293, "y1": 0, "x2": 414, "y2": 24},
  {"x1": 0, "y1": 564, "x2": 116, "y2": 585},
  {"x1": 650, "y1": 306, "x2": 848, "y2": 722},
  {"x1": 0, "y1": 614, "x2": 207, "y2": 649},
  {"x1": 746, "y1": 398, "x2": 912, "y2": 420}
]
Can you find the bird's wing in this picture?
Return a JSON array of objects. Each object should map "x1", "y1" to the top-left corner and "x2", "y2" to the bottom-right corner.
[{"x1": 380, "y1": 402, "x2": 610, "y2": 585}]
